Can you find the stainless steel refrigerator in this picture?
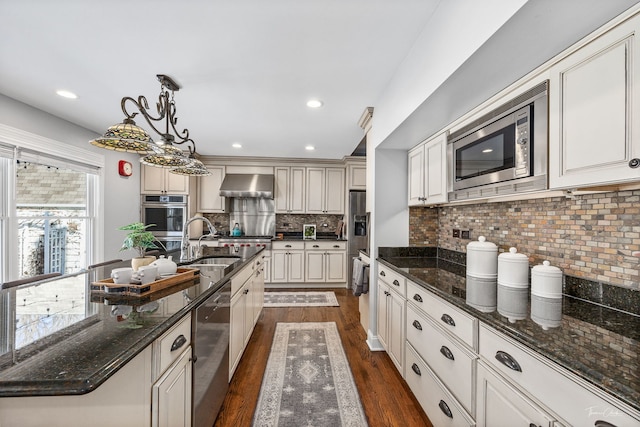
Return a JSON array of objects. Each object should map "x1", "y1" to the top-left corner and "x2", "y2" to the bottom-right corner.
[{"x1": 347, "y1": 191, "x2": 367, "y2": 282}]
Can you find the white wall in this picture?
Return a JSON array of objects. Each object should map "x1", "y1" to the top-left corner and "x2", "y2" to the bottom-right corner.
[{"x1": 0, "y1": 94, "x2": 141, "y2": 262}]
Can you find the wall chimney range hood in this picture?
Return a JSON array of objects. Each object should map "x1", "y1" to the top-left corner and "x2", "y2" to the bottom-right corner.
[{"x1": 219, "y1": 174, "x2": 274, "y2": 198}]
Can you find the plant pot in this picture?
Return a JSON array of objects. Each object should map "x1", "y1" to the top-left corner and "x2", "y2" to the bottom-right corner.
[{"x1": 131, "y1": 256, "x2": 156, "y2": 271}]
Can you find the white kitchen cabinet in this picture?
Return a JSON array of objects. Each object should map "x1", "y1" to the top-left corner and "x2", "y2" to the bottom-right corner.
[
  {"x1": 549, "y1": 12, "x2": 640, "y2": 189},
  {"x1": 377, "y1": 278, "x2": 405, "y2": 374},
  {"x1": 230, "y1": 275, "x2": 251, "y2": 378},
  {"x1": 304, "y1": 241, "x2": 346, "y2": 283},
  {"x1": 152, "y1": 347, "x2": 193, "y2": 427},
  {"x1": 274, "y1": 166, "x2": 305, "y2": 213},
  {"x1": 306, "y1": 167, "x2": 345, "y2": 214},
  {"x1": 405, "y1": 343, "x2": 476, "y2": 427},
  {"x1": 476, "y1": 360, "x2": 554, "y2": 427},
  {"x1": 141, "y1": 164, "x2": 190, "y2": 195},
  {"x1": 271, "y1": 241, "x2": 305, "y2": 283},
  {"x1": 347, "y1": 163, "x2": 366, "y2": 190},
  {"x1": 408, "y1": 132, "x2": 448, "y2": 206},
  {"x1": 252, "y1": 256, "x2": 265, "y2": 323},
  {"x1": 196, "y1": 165, "x2": 225, "y2": 212}
]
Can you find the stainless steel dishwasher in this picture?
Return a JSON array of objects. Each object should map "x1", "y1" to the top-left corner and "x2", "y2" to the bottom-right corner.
[{"x1": 192, "y1": 279, "x2": 231, "y2": 427}]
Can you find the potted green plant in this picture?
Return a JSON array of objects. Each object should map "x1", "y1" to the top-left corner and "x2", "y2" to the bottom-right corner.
[{"x1": 119, "y1": 222, "x2": 163, "y2": 270}]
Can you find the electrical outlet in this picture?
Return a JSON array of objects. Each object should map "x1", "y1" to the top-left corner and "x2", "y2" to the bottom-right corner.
[
  {"x1": 461, "y1": 230, "x2": 471, "y2": 239},
  {"x1": 452, "y1": 229, "x2": 460, "y2": 238}
]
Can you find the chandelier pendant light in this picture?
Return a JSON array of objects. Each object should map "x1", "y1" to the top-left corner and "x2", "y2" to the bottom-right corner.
[{"x1": 90, "y1": 74, "x2": 209, "y2": 175}]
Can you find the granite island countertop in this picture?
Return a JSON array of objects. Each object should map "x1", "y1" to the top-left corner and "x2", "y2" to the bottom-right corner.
[
  {"x1": 377, "y1": 255, "x2": 640, "y2": 413},
  {"x1": 0, "y1": 247, "x2": 263, "y2": 397}
]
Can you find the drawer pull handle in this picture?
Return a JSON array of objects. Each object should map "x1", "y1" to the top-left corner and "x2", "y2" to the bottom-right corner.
[
  {"x1": 412, "y1": 320, "x2": 422, "y2": 331},
  {"x1": 594, "y1": 421, "x2": 618, "y2": 427},
  {"x1": 393, "y1": 279, "x2": 400, "y2": 287},
  {"x1": 313, "y1": 244, "x2": 319, "y2": 248},
  {"x1": 413, "y1": 294, "x2": 423, "y2": 303},
  {"x1": 440, "y1": 346, "x2": 455, "y2": 361},
  {"x1": 333, "y1": 245, "x2": 340, "y2": 248},
  {"x1": 440, "y1": 313, "x2": 456, "y2": 327},
  {"x1": 380, "y1": 271, "x2": 386, "y2": 277},
  {"x1": 495, "y1": 350, "x2": 522, "y2": 372},
  {"x1": 411, "y1": 363, "x2": 421, "y2": 376},
  {"x1": 244, "y1": 288, "x2": 250, "y2": 294},
  {"x1": 285, "y1": 244, "x2": 292, "y2": 248},
  {"x1": 170, "y1": 334, "x2": 187, "y2": 352},
  {"x1": 438, "y1": 400, "x2": 453, "y2": 418},
  {"x1": 529, "y1": 424, "x2": 541, "y2": 427}
]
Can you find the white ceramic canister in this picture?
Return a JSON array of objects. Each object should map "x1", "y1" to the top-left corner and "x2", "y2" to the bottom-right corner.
[
  {"x1": 497, "y1": 247, "x2": 529, "y2": 288},
  {"x1": 531, "y1": 260, "x2": 563, "y2": 298},
  {"x1": 466, "y1": 236, "x2": 498, "y2": 279}
]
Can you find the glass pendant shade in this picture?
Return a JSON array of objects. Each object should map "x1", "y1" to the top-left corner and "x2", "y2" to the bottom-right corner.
[
  {"x1": 89, "y1": 119, "x2": 156, "y2": 154},
  {"x1": 170, "y1": 157, "x2": 211, "y2": 176},
  {"x1": 140, "y1": 142, "x2": 191, "y2": 168}
]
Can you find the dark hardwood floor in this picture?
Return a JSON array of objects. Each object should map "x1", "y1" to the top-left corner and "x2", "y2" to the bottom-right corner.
[{"x1": 214, "y1": 288, "x2": 433, "y2": 427}]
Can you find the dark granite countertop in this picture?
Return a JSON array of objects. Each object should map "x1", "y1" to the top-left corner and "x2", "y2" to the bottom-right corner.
[
  {"x1": 0, "y1": 248, "x2": 263, "y2": 397},
  {"x1": 378, "y1": 255, "x2": 640, "y2": 413}
]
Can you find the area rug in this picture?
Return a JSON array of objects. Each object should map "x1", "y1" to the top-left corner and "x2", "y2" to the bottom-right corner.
[
  {"x1": 252, "y1": 322, "x2": 368, "y2": 427},
  {"x1": 263, "y1": 291, "x2": 339, "y2": 307}
]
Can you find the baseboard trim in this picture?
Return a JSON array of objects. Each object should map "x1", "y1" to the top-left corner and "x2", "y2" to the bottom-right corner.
[
  {"x1": 366, "y1": 330, "x2": 384, "y2": 351},
  {"x1": 266, "y1": 283, "x2": 346, "y2": 289}
]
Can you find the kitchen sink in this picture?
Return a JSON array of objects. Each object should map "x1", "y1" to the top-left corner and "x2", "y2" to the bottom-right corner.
[{"x1": 187, "y1": 256, "x2": 242, "y2": 267}]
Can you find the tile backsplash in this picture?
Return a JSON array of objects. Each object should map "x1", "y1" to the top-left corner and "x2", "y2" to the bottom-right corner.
[
  {"x1": 410, "y1": 190, "x2": 640, "y2": 290},
  {"x1": 202, "y1": 212, "x2": 342, "y2": 236}
]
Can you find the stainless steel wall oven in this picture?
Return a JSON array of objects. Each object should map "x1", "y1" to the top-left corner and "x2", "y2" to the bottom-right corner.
[{"x1": 141, "y1": 195, "x2": 187, "y2": 252}]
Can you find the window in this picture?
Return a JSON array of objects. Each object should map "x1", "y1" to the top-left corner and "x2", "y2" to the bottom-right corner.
[{"x1": 0, "y1": 125, "x2": 104, "y2": 283}]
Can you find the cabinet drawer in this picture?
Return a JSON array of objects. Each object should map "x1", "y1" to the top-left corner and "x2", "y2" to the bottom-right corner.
[
  {"x1": 479, "y1": 323, "x2": 639, "y2": 426},
  {"x1": 272, "y1": 241, "x2": 305, "y2": 250},
  {"x1": 408, "y1": 280, "x2": 477, "y2": 350},
  {"x1": 304, "y1": 241, "x2": 346, "y2": 250},
  {"x1": 405, "y1": 343, "x2": 476, "y2": 427},
  {"x1": 231, "y1": 263, "x2": 254, "y2": 296},
  {"x1": 378, "y1": 265, "x2": 406, "y2": 297},
  {"x1": 155, "y1": 314, "x2": 192, "y2": 377},
  {"x1": 406, "y1": 304, "x2": 477, "y2": 415}
]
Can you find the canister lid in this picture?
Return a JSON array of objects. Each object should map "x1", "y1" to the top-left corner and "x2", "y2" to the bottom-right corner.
[
  {"x1": 498, "y1": 247, "x2": 528, "y2": 261},
  {"x1": 531, "y1": 260, "x2": 562, "y2": 277},
  {"x1": 467, "y1": 236, "x2": 497, "y2": 251}
]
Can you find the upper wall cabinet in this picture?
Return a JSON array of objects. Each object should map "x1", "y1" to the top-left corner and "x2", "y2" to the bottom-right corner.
[
  {"x1": 274, "y1": 166, "x2": 305, "y2": 213},
  {"x1": 196, "y1": 165, "x2": 225, "y2": 213},
  {"x1": 141, "y1": 165, "x2": 190, "y2": 195},
  {"x1": 347, "y1": 162, "x2": 366, "y2": 190},
  {"x1": 408, "y1": 132, "x2": 448, "y2": 206},
  {"x1": 549, "y1": 12, "x2": 640, "y2": 189},
  {"x1": 306, "y1": 167, "x2": 345, "y2": 214}
]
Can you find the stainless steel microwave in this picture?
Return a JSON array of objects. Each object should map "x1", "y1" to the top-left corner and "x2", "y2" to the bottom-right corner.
[{"x1": 448, "y1": 81, "x2": 548, "y2": 201}]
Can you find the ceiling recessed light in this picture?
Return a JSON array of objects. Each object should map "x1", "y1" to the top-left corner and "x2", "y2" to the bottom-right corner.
[
  {"x1": 56, "y1": 90, "x2": 77, "y2": 99},
  {"x1": 306, "y1": 99, "x2": 323, "y2": 108},
  {"x1": 232, "y1": 143, "x2": 242, "y2": 149},
  {"x1": 482, "y1": 148, "x2": 493, "y2": 153},
  {"x1": 305, "y1": 145, "x2": 315, "y2": 151}
]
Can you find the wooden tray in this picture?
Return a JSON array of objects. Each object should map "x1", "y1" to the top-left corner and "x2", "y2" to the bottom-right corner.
[{"x1": 91, "y1": 267, "x2": 199, "y2": 297}]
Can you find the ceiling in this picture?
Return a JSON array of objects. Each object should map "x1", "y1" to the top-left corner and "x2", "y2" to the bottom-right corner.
[
  {"x1": 0, "y1": 0, "x2": 443, "y2": 159},
  {"x1": 1, "y1": 1, "x2": 638, "y2": 161}
]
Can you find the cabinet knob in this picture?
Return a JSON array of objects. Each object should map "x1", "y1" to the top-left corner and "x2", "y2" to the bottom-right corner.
[
  {"x1": 440, "y1": 346, "x2": 455, "y2": 361},
  {"x1": 170, "y1": 334, "x2": 187, "y2": 352},
  {"x1": 380, "y1": 271, "x2": 386, "y2": 277},
  {"x1": 495, "y1": 350, "x2": 522, "y2": 372},
  {"x1": 440, "y1": 313, "x2": 456, "y2": 327},
  {"x1": 629, "y1": 158, "x2": 640, "y2": 168},
  {"x1": 438, "y1": 400, "x2": 453, "y2": 418},
  {"x1": 411, "y1": 363, "x2": 421, "y2": 376}
]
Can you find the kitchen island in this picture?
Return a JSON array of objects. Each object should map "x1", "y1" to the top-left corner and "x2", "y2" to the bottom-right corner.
[
  {"x1": 376, "y1": 247, "x2": 640, "y2": 426},
  {"x1": 0, "y1": 247, "x2": 264, "y2": 426}
]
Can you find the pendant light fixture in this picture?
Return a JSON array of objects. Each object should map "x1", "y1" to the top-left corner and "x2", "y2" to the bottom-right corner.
[{"x1": 89, "y1": 74, "x2": 209, "y2": 175}]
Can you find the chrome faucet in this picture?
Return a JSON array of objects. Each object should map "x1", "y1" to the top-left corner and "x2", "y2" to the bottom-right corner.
[{"x1": 180, "y1": 216, "x2": 217, "y2": 262}]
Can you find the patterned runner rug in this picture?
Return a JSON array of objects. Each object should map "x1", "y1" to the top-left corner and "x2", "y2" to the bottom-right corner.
[
  {"x1": 253, "y1": 322, "x2": 368, "y2": 427},
  {"x1": 263, "y1": 291, "x2": 339, "y2": 307}
]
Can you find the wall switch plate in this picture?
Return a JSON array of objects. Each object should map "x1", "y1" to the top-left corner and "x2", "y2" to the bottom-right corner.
[
  {"x1": 461, "y1": 230, "x2": 470, "y2": 239},
  {"x1": 452, "y1": 229, "x2": 460, "y2": 238}
]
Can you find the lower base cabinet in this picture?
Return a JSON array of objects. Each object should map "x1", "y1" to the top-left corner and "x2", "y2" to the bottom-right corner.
[
  {"x1": 476, "y1": 360, "x2": 554, "y2": 427},
  {"x1": 405, "y1": 343, "x2": 476, "y2": 427},
  {"x1": 377, "y1": 278, "x2": 405, "y2": 373},
  {"x1": 152, "y1": 347, "x2": 193, "y2": 427}
]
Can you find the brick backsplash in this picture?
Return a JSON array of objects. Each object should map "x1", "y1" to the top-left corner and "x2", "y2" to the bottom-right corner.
[
  {"x1": 202, "y1": 213, "x2": 342, "y2": 236},
  {"x1": 410, "y1": 190, "x2": 640, "y2": 290}
]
